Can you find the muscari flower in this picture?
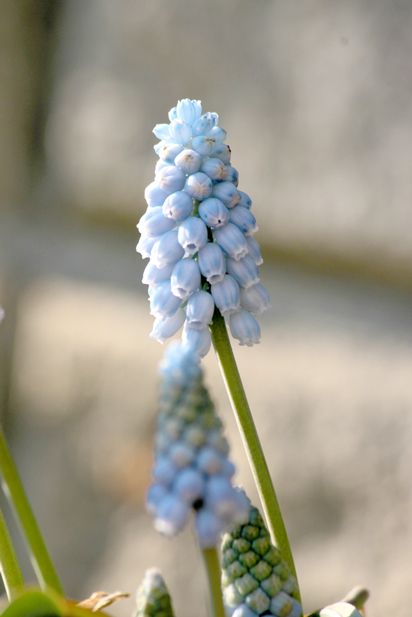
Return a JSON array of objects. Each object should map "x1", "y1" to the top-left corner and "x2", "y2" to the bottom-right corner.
[
  {"x1": 147, "y1": 343, "x2": 249, "y2": 548},
  {"x1": 137, "y1": 99, "x2": 270, "y2": 357},
  {"x1": 134, "y1": 569, "x2": 175, "y2": 617},
  {"x1": 221, "y1": 503, "x2": 302, "y2": 617}
]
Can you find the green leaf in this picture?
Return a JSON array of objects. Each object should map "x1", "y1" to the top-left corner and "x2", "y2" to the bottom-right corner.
[{"x1": 0, "y1": 589, "x2": 62, "y2": 617}]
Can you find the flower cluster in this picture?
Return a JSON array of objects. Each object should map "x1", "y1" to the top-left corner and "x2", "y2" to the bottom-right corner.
[
  {"x1": 147, "y1": 343, "x2": 249, "y2": 548},
  {"x1": 135, "y1": 568, "x2": 175, "y2": 617},
  {"x1": 221, "y1": 504, "x2": 302, "y2": 617},
  {"x1": 137, "y1": 99, "x2": 270, "y2": 357}
]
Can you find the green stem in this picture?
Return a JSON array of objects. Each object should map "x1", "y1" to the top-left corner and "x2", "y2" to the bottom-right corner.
[
  {"x1": 202, "y1": 548, "x2": 225, "y2": 617},
  {"x1": 0, "y1": 508, "x2": 24, "y2": 599},
  {"x1": 0, "y1": 426, "x2": 63, "y2": 594},
  {"x1": 210, "y1": 312, "x2": 301, "y2": 603}
]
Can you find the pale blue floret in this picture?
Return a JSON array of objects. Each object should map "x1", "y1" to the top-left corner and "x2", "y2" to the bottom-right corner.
[
  {"x1": 212, "y1": 181, "x2": 240, "y2": 208},
  {"x1": 138, "y1": 207, "x2": 175, "y2": 237},
  {"x1": 144, "y1": 181, "x2": 169, "y2": 208},
  {"x1": 142, "y1": 261, "x2": 175, "y2": 286},
  {"x1": 195, "y1": 509, "x2": 222, "y2": 548},
  {"x1": 185, "y1": 290, "x2": 215, "y2": 329},
  {"x1": 146, "y1": 484, "x2": 168, "y2": 514},
  {"x1": 136, "y1": 234, "x2": 160, "y2": 259},
  {"x1": 169, "y1": 442, "x2": 195, "y2": 468},
  {"x1": 154, "y1": 494, "x2": 189, "y2": 536},
  {"x1": 240, "y1": 284, "x2": 271, "y2": 315},
  {"x1": 184, "y1": 172, "x2": 213, "y2": 200},
  {"x1": 159, "y1": 341, "x2": 201, "y2": 385},
  {"x1": 229, "y1": 310, "x2": 261, "y2": 346},
  {"x1": 150, "y1": 310, "x2": 186, "y2": 343},
  {"x1": 201, "y1": 157, "x2": 226, "y2": 180},
  {"x1": 174, "y1": 149, "x2": 202, "y2": 174},
  {"x1": 150, "y1": 281, "x2": 182, "y2": 318},
  {"x1": 245, "y1": 236, "x2": 263, "y2": 265},
  {"x1": 139, "y1": 99, "x2": 270, "y2": 351},
  {"x1": 213, "y1": 223, "x2": 249, "y2": 261},
  {"x1": 153, "y1": 456, "x2": 178, "y2": 486},
  {"x1": 226, "y1": 256, "x2": 260, "y2": 289},
  {"x1": 170, "y1": 258, "x2": 201, "y2": 299},
  {"x1": 156, "y1": 165, "x2": 186, "y2": 193},
  {"x1": 197, "y1": 243, "x2": 226, "y2": 284},
  {"x1": 177, "y1": 217, "x2": 208, "y2": 256},
  {"x1": 150, "y1": 230, "x2": 185, "y2": 268},
  {"x1": 198, "y1": 198, "x2": 229, "y2": 229},
  {"x1": 197, "y1": 446, "x2": 222, "y2": 474},
  {"x1": 211, "y1": 275, "x2": 241, "y2": 315},
  {"x1": 230, "y1": 206, "x2": 258, "y2": 235},
  {"x1": 182, "y1": 322, "x2": 211, "y2": 358},
  {"x1": 162, "y1": 191, "x2": 193, "y2": 221},
  {"x1": 174, "y1": 468, "x2": 205, "y2": 503}
]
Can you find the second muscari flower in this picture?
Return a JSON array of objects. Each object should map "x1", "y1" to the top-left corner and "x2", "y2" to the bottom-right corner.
[
  {"x1": 137, "y1": 99, "x2": 271, "y2": 356},
  {"x1": 147, "y1": 343, "x2": 249, "y2": 548}
]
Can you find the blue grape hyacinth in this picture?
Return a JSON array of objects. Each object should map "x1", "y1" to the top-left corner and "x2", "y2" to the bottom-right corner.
[
  {"x1": 137, "y1": 99, "x2": 270, "y2": 357},
  {"x1": 147, "y1": 343, "x2": 249, "y2": 548}
]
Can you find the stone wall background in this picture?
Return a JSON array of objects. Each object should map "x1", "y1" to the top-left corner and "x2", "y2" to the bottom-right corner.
[{"x1": 1, "y1": 2, "x2": 412, "y2": 616}]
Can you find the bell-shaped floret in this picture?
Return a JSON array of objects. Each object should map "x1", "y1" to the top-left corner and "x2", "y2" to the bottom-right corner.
[
  {"x1": 174, "y1": 148, "x2": 202, "y2": 174},
  {"x1": 230, "y1": 205, "x2": 258, "y2": 235},
  {"x1": 212, "y1": 181, "x2": 240, "y2": 208},
  {"x1": 199, "y1": 197, "x2": 230, "y2": 229},
  {"x1": 184, "y1": 172, "x2": 213, "y2": 200},
  {"x1": 150, "y1": 281, "x2": 182, "y2": 319},
  {"x1": 213, "y1": 223, "x2": 249, "y2": 261},
  {"x1": 150, "y1": 230, "x2": 185, "y2": 268},
  {"x1": 162, "y1": 191, "x2": 193, "y2": 222},
  {"x1": 185, "y1": 290, "x2": 215, "y2": 330},
  {"x1": 240, "y1": 283, "x2": 271, "y2": 315},
  {"x1": 177, "y1": 217, "x2": 208, "y2": 256},
  {"x1": 198, "y1": 243, "x2": 226, "y2": 284},
  {"x1": 211, "y1": 275, "x2": 240, "y2": 315},
  {"x1": 170, "y1": 258, "x2": 201, "y2": 300},
  {"x1": 226, "y1": 255, "x2": 260, "y2": 289},
  {"x1": 229, "y1": 310, "x2": 261, "y2": 346}
]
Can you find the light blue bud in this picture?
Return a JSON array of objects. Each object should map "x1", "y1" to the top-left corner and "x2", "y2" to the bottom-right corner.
[
  {"x1": 229, "y1": 310, "x2": 261, "y2": 346},
  {"x1": 184, "y1": 172, "x2": 213, "y2": 200},
  {"x1": 156, "y1": 165, "x2": 186, "y2": 193},
  {"x1": 223, "y1": 165, "x2": 239, "y2": 185},
  {"x1": 168, "y1": 106, "x2": 177, "y2": 122},
  {"x1": 192, "y1": 135, "x2": 216, "y2": 156},
  {"x1": 213, "y1": 223, "x2": 249, "y2": 261},
  {"x1": 207, "y1": 125, "x2": 227, "y2": 142},
  {"x1": 226, "y1": 256, "x2": 260, "y2": 289},
  {"x1": 195, "y1": 508, "x2": 222, "y2": 548},
  {"x1": 221, "y1": 459, "x2": 236, "y2": 479},
  {"x1": 232, "y1": 606, "x2": 257, "y2": 617},
  {"x1": 185, "y1": 290, "x2": 215, "y2": 329},
  {"x1": 150, "y1": 310, "x2": 185, "y2": 343},
  {"x1": 138, "y1": 207, "x2": 176, "y2": 237},
  {"x1": 240, "y1": 283, "x2": 271, "y2": 314},
  {"x1": 162, "y1": 191, "x2": 193, "y2": 222},
  {"x1": 160, "y1": 341, "x2": 201, "y2": 385},
  {"x1": 177, "y1": 217, "x2": 208, "y2": 256},
  {"x1": 136, "y1": 234, "x2": 160, "y2": 259},
  {"x1": 169, "y1": 119, "x2": 192, "y2": 145},
  {"x1": 230, "y1": 206, "x2": 258, "y2": 235},
  {"x1": 245, "y1": 236, "x2": 263, "y2": 265},
  {"x1": 153, "y1": 123, "x2": 171, "y2": 141},
  {"x1": 170, "y1": 258, "x2": 201, "y2": 299},
  {"x1": 200, "y1": 157, "x2": 226, "y2": 180},
  {"x1": 147, "y1": 484, "x2": 168, "y2": 514},
  {"x1": 155, "y1": 494, "x2": 189, "y2": 536},
  {"x1": 174, "y1": 468, "x2": 205, "y2": 503},
  {"x1": 207, "y1": 430, "x2": 229, "y2": 455},
  {"x1": 199, "y1": 198, "x2": 230, "y2": 229},
  {"x1": 154, "y1": 141, "x2": 184, "y2": 162},
  {"x1": 192, "y1": 112, "x2": 218, "y2": 136},
  {"x1": 174, "y1": 148, "x2": 202, "y2": 174},
  {"x1": 206, "y1": 476, "x2": 239, "y2": 519},
  {"x1": 212, "y1": 181, "x2": 240, "y2": 208},
  {"x1": 211, "y1": 275, "x2": 240, "y2": 315},
  {"x1": 169, "y1": 442, "x2": 195, "y2": 468},
  {"x1": 197, "y1": 447, "x2": 222, "y2": 475},
  {"x1": 153, "y1": 456, "x2": 177, "y2": 486},
  {"x1": 238, "y1": 190, "x2": 252, "y2": 209},
  {"x1": 198, "y1": 243, "x2": 226, "y2": 284},
  {"x1": 182, "y1": 322, "x2": 211, "y2": 357},
  {"x1": 150, "y1": 281, "x2": 182, "y2": 318},
  {"x1": 175, "y1": 99, "x2": 202, "y2": 125},
  {"x1": 213, "y1": 143, "x2": 231, "y2": 164},
  {"x1": 142, "y1": 261, "x2": 174, "y2": 286},
  {"x1": 155, "y1": 159, "x2": 169, "y2": 175},
  {"x1": 151, "y1": 230, "x2": 184, "y2": 268},
  {"x1": 144, "y1": 181, "x2": 169, "y2": 207}
]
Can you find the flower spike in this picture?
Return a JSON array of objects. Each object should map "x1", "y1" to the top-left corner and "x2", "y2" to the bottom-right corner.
[
  {"x1": 147, "y1": 343, "x2": 249, "y2": 548},
  {"x1": 138, "y1": 99, "x2": 270, "y2": 356},
  {"x1": 134, "y1": 569, "x2": 175, "y2": 617}
]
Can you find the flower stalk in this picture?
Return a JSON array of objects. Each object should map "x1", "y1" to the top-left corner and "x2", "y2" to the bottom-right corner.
[
  {"x1": 0, "y1": 508, "x2": 24, "y2": 600},
  {"x1": 202, "y1": 547, "x2": 226, "y2": 617},
  {"x1": 210, "y1": 312, "x2": 300, "y2": 603},
  {"x1": 0, "y1": 426, "x2": 63, "y2": 595}
]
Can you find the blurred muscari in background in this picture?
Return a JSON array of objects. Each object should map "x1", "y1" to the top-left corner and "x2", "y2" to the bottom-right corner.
[{"x1": 1, "y1": 1, "x2": 412, "y2": 616}]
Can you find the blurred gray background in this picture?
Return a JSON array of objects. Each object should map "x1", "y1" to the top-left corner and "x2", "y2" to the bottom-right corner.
[{"x1": 1, "y1": 1, "x2": 412, "y2": 616}]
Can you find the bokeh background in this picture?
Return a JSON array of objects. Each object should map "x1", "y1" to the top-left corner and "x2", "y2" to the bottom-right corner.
[{"x1": 1, "y1": 1, "x2": 412, "y2": 616}]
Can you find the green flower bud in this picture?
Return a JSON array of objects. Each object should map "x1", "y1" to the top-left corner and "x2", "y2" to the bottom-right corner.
[{"x1": 134, "y1": 569, "x2": 175, "y2": 617}]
